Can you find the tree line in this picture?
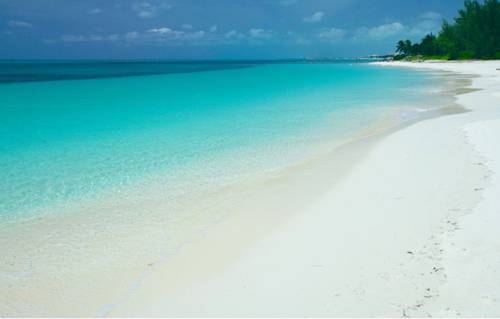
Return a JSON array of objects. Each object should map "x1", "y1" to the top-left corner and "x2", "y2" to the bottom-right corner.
[{"x1": 395, "y1": 0, "x2": 500, "y2": 60}]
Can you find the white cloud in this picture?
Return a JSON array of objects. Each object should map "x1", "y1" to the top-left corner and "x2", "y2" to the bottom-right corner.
[
  {"x1": 182, "y1": 24, "x2": 193, "y2": 30},
  {"x1": 126, "y1": 31, "x2": 140, "y2": 41},
  {"x1": 148, "y1": 27, "x2": 170, "y2": 34},
  {"x1": 248, "y1": 28, "x2": 273, "y2": 39},
  {"x1": 420, "y1": 11, "x2": 442, "y2": 21},
  {"x1": 59, "y1": 34, "x2": 120, "y2": 42},
  {"x1": 221, "y1": 28, "x2": 274, "y2": 43},
  {"x1": 354, "y1": 22, "x2": 405, "y2": 40},
  {"x1": 132, "y1": 2, "x2": 171, "y2": 19},
  {"x1": 147, "y1": 27, "x2": 207, "y2": 41},
  {"x1": 8, "y1": 20, "x2": 33, "y2": 28},
  {"x1": 317, "y1": 27, "x2": 345, "y2": 42},
  {"x1": 89, "y1": 8, "x2": 102, "y2": 14},
  {"x1": 108, "y1": 34, "x2": 120, "y2": 41},
  {"x1": 148, "y1": 27, "x2": 183, "y2": 38},
  {"x1": 303, "y1": 11, "x2": 324, "y2": 23},
  {"x1": 46, "y1": 26, "x2": 207, "y2": 45},
  {"x1": 45, "y1": 25, "x2": 276, "y2": 47},
  {"x1": 351, "y1": 13, "x2": 442, "y2": 43},
  {"x1": 225, "y1": 30, "x2": 237, "y2": 38},
  {"x1": 139, "y1": 11, "x2": 153, "y2": 18},
  {"x1": 184, "y1": 30, "x2": 206, "y2": 40},
  {"x1": 225, "y1": 30, "x2": 245, "y2": 39},
  {"x1": 408, "y1": 12, "x2": 442, "y2": 37}
]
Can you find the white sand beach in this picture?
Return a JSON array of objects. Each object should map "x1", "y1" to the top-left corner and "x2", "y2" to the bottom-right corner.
[
  {"x1": 1, "y1": 0, "x2": 500, "y2": 315},
  {"x1": 107, "y1": 61, "x2": 500, "y2": 317},
  {"x1": 1, "y1": 61, "x2": 499, "y2": 317}
]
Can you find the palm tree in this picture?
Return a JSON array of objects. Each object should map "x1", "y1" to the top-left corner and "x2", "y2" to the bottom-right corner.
[
  {"x1": 396, "y1": 40, "x2": 413, "y2": 56},
  {"x1": 404, "y1": 40, "x2": 413, "y2": 54},
  {"x1": 396, "y1": 40, "x2": 406, "y2": 55}
]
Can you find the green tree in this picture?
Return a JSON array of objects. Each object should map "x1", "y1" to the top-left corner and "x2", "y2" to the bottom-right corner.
[
  {"x1": 396, "y1": 40, "x2": 413, "y2": 56},
  {"x1": 419, "y1": 34, "x2": 439, "y2": 56},
  {"x1": 395, "y1": 0, "x2": 500, "y2": 60},
  {"x1": 436, "y1": 21, "x2": 459, "y2": 59}
]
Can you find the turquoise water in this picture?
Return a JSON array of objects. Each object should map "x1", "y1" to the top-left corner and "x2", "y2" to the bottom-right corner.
[{"x1": 0, "y1": 61, "x2": 440, "y2": 222}]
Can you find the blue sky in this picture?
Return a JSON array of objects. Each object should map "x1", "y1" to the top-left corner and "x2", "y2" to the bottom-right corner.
[{"x1": 0, "y1": 0, "x2": 464, "y2": 59}]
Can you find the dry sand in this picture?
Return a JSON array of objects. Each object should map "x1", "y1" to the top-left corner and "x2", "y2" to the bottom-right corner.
[{"x1": 107, "y1": 61, "x2": 500, "y2": 317}]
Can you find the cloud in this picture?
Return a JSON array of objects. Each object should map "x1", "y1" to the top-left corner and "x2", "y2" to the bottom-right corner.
[
  {"x1": 285, "y1": 31, "x2": 311, "y2": 45},
  {"x1": 88, "y1": 8, "x2": 102, "y2": 14},
  {"x1": 225, "y1": 30, "x2": 245, "y2": 40},
  {"x1": 317, "y1": 28, "x2": 345, "y2": 42},
  {"x1": 8, "y1": 20, "x2": 33, "y2": 28},
  {"x1": 182, "y1": 24, "x2": 193, "y2": 30},
  {"x1": 44, "y1": 25, "x2": 277, "y2": 47},
  {"x1": 354, "y1": 22, "x2": 405, "y2": 40},
  {"x1": 303, "y1": 11, "x2": 324, "y2": 23},
  {"x1": 58, "y1": 34, "x2": 120, "y2": 42},
  {"x1": 248, "y1": 28, "x2": 273, "y2": 39},
  {"x1": 148, "y1": 27, "x2": 172, "y2": 34},
  {"x1": 409, "y1": 12, "x2": 443, "y2": 36},
  {"x1": 45, "y1": 27, "x2": 209, "y2": 46},
  {"x1": 222, "y1": 28, "x2": 274, "y2": 43},
  {"x1": 125, "y1": 31, "x2": 140, "y2": 41},
  {"x1": 148, "y1": 27, "x2": 184, "y2": 38},
  {"x1": 132, "y1": 2, "x2": 171, "y2": 19},
  {"x1": 409, "y1": 20, "x2": 441, "y2": 37},
  {"x1": 147, "y1": 27, "x2": 207, "y2": 42},
  {"x1": 184, "y1": 30, "x2": 206, "y2": 40},
  {"x1": 351, "y1": 12, "x2": 442, "y2": 43},
  {"x1": 420, "y1": 11, "x2": 442, "y2": 21}
]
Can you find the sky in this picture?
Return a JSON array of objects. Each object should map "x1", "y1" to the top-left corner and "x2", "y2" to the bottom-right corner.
[{"x1": 0, "y1": 0, "x2": 465, "y2": 60}]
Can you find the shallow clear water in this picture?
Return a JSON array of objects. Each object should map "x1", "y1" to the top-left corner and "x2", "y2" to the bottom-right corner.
[{"x1": 0, "y1": 61, "x2": 441, "y2": 223}]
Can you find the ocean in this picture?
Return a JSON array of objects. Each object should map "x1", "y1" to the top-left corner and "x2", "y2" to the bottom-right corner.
[
  {"x1": 0, "y1": 60, "x2": 447, "y2": 224},
  {"x1": 0, "y1": 60, "x2": 466, "y2": 315}
]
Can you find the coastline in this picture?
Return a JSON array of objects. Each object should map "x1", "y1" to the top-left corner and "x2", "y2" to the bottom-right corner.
[
  {"x1": 111, "y1": 61, "x2": 500, "y2": 316},
  {"x1": 378, "y1": 61, "x2": 500, "y2": 316},
  {"x1": 1, "y1": 61, "x2": 499, "y2": 316}
]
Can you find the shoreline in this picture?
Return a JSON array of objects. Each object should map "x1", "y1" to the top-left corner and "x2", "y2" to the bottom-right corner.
[
  {"x1": 1, "y1": 61, "x2": 499, "y2": 316},
  {"x1": 0, "y1": 63, "x2": 450, "y2": 227},
  {"x1": 0, "y1": 89, "x2": 449, "y2": 316},
  {"x1": 111, "y1": 61, "x2": 500, "y2": 316}
]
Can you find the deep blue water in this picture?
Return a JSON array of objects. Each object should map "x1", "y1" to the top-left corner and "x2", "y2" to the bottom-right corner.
[{"x1": 0, "y1": 59, "x2": 373, "y2": 83}]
